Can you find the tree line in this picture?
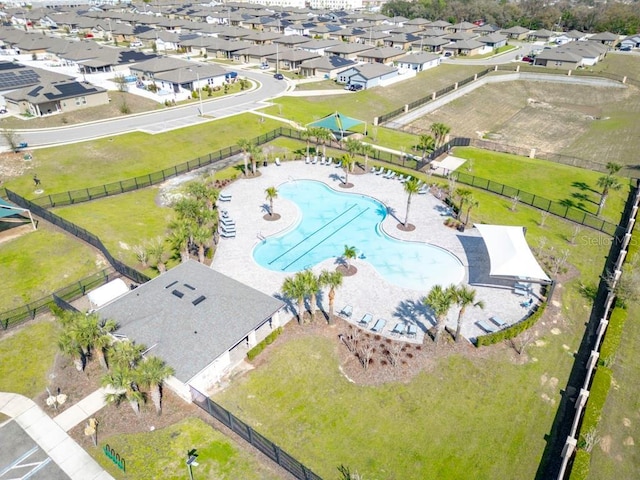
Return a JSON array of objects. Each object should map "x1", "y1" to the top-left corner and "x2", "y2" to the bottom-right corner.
[{"x1": 382, "y1": 0, "x2": 640, "y2": 35}]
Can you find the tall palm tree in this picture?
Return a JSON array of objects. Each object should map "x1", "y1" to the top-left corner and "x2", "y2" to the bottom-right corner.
[
  {"x1": 452, "y1": 285, "x2": 485, "y2": 342},
  {"x1": 147, "y1": 237, "x2": 168, "y2": 273},
  {"x1": 342, "y1": 245, "x2": 357, "y2": 271},
  {"x1": 360, "y1": 143, "x2": 375, "y2": 171},
  {"x1": 110, "y1": 340, "x2": 145, "y2": 370},
  {"x1": 319, "y1": 270, "x2": 343, "y2": 323},
  {"x1": 423, "y1": 284, "x2": 456, "y2": 345},
  {"x1": 605, "y1": 162, "x2": 623, "y2": 176},
  {"x1": 136, "y1": 356, "x2": 175, "y2": 415},
  {"x1": 341, "y1": 154, "x2": 355, "y2": 185},
  {"x1": 265, "y1": 186, "x2": 278, "y2": 217},
  {"x1": 464, "y1": 196, "x2": 479, "y2": 226},
  {"x1": 282, "y1": 274, "x2": 308, "y2": 324},
  {"x1": 418, "y1": 134, "x2": 436, "y2": 160},
  {"x1": 316, "y1": 127, "x2": 332, "y2": 156},
  {"x1": 169, "y1": 219, "x2": 193, "y2": 263},
  {"x1": 247, "y1": 143, "x2": 263, "y2": 175},
  {"x1": 301, "y1": 270, "x2": 320, "y2": 322},
  {"x1": 301, "y1": 129, "x2": 312, "y2": 158},
  {"x1": 101, "y1": 366, "x2": 145, "y2": 416},
  {"x1": 344, "y1": 138, "x2": 361, "y2": 163},
  {"x1": 403, "y1": 177, "x2": 421, "y2": 227},
  {"x1": 596, "y1": 174, "x2": 621, "y2": 216},
  {"x1": 237, "y1": 138, "x2": 253, "y2": 176},
  {"x1": 455, "y1": 188, "x2": 472, "y2": 220},
  {"x1": 430, "y1": 122, "x2": 451, "y2": 147},
  {"x1": 192, "y1": 225, "x2": 212, "y2": 263},
  {"x1": 84, "y1": 314, "x2": 118, "y2": 371}
]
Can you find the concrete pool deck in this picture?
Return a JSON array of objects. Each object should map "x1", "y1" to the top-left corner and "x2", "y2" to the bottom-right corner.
[{"x1": 210, "y1": 160, "x2": 542, "y2": 343}]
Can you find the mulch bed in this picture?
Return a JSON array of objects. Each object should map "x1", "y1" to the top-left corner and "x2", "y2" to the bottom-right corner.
[
  {"x1": 397, "y1": 223, "x2": 416, "y2": 232},
  {"x1": 338, "y1": 182, "x2": 354, "y2": 189},
  {"x1": 263, "y1": 213, "x2": 281, "y2": 221},
  {"x1": 336, "y1": 264, "x2": 357, "y2": 276}
]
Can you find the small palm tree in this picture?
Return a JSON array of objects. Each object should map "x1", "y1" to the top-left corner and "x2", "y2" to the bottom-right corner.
[
  {"x1": 464, "y1": 196, "x2": 479, "y2": 226},
  {"x1": 147, "y1": 237, "x2": 168, "y2": 273},
  {"x1": 58, "y1": 330, "x2": 84, "y2": 371},
  {"x1": 430, "y1": 122, "x2": 451, "y2": 147},
  {"x1": 341, "y1": 154, "x2": 355, "y2": 185},
  {"x1": 452, "y1": 285, "x2": 484, "y2": 342},
  {"x1": 342, "y1": 245, "x2": 357, "y2": 271},
  {"x1": 418, "y1": 134, "x2": 436, "y2": 160},
  {"x1": 101, "y1": 366, "x2": 145, "y2": 416},
  {"x1": 424, "y1": 284, "x2": 457, "y2": 345},
  {"x1": 192, "y1": 225, "x2": 212, "y2": 263},
  {"x1": 596, "y1": 174, "x2": 621, "y2": 216},
  {"x1": 301, "y1": 270, "x2": 320, "y2": 322},
  {"x1": 360, "y1": 143, "x2": 375, "y2": 171},
  {"x1": 169, "y1": 219, "x2": 193, "y2": 263},
  {"x1": 301, "y1": 129, "x2": 312, "y2": 158},
  {"x1": 237, "y1": 138, "x2": 253, "y2": 176},
  {"x1": 282, "y1": 273, "x2": 308, "y2": 324},
  {"x1": 136, "y1": 356, "x2": 175, "y2": 415},
  {"x1": 344, "y1": 138, "x2": 361, "y2": 162},
  {"x1": 319, "y1": 270, "x2": 343, "y2": 323},
  {"x1": 109, "y1": 340, "x2": 145, "y2": 370},
  {"x1": 265, "y1": 186, "x2": 278, "y2": 217},
  {"x1": 403, "y1": 177, "x2": 421, "y2": 227},
  {"x1": 455, "y1": 188, "x2": 472, "y2": 220}
]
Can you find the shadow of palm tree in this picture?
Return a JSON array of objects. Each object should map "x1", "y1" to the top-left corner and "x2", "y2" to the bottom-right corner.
[
  {"x1": 273, "y1": 292, "x2": 297, "y2": 319},
  {"x1": 260, "y1": 203, "x2": 270, "y2": 214},
  {"x1": 571, "y1": 192, "x2": 597, "y2": 206},
  {"x1": 572, "y1": 181, "x2": 598, "y2": 194},
  {"x1": 329, "y1": 173, "x2": 343, "y2": 183},
  {"x1": 392, "y1": 299, "x2": 435, "y2": 340}
]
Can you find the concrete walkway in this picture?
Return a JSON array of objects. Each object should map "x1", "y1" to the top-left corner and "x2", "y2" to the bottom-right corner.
[
  {"x1": 0, "y1": 392, "x2": 113, "y2": 480},
  {"x1": 53, "y1": 388, "x2": 108, "y2": 432}
]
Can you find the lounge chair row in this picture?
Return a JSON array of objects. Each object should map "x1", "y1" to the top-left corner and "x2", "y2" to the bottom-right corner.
[
  {"x1": 340, "y1": 305, "x2": 417, "y2": 338},
  {"x1": 304, "y1": 156, "x2": 342, "y2": 167},
  {"x1": 476, "y1": 316, "x2": 510, "y2": 333},
  {"x1": 219, "y1": 193, "x2": 232, "y2": 202},
  {"x1": 219, "y1": 211, "x2": 236, "y2": 238}
]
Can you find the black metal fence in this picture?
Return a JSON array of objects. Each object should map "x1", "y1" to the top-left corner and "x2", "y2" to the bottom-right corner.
[
  {"x1": 5, "y1": 190, "x2": 150, "y2": 286},
  {"x1": 0, "y1": 268, "x2": 116, "y2": 330},
  {"x1": 190, "y1": 387, "x2": 322, "y2": 480},
  {"x1": 451, "y1": 170, "x2": 618, "y2": 235}
]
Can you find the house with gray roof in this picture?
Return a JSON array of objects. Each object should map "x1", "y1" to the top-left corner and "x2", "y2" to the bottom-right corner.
[
  {"x1": 589, "y1": 31, "x2": 619, "y2": 46},
  {"x1": 357, "y1": 46, "x2": 407, "y2": 65},
  {"x1": 501, "y1": 26, "x2": 530, "y2": 40},
  {"x1": 533, "y1": 49, "x2": 582, "y2": 70},
  {"x1": 324, "y1": 42, "x2": 374, "y2": 60},
  {"x1": 336, "y1": 63, "x2": 398, "y2": 89},
  {"x1": 98, "y1": 260, "x2": 286, "y2": 399},
  {"x1": 411, "y1": 35, "x2": 449, "y2": 53},
  {"x1": 299, "y1": 55, "x2": 355, "y2": 79},
  {"x1": 266, "y1": 48, "x2": 320, "y2": 72},
  {"x1": 442, "y1": 39, "x2": 484, "y2": 57},
  {"x1": 478, "y1": 32, "x2": 507, "y2": 50},
  {"x1": 395, "y1": 51, "x2": 440, "y2": 72}
]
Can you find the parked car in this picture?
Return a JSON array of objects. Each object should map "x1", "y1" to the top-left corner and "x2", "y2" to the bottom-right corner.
[
  {"x1": 348, "y1": 84, "x2": 363, "y2": 91},
  {"x1": 260, "y1": 63, "x2": 269, "y2": 70},
  {"x1": 444, "y1": 51, "x2": 453, "y2": 57},
  {"x1": 130, "y1": 41, "x2": 143, "y2": 48},
  {"x1": 521, "y1": 56, "x2": 534, "y2": 63},
  {"x1": 0, "y1": 107, "x2": 7, "y2": 114},
  {"x1": 273, "y1": 73, "x2": 284, "y2": 80}
]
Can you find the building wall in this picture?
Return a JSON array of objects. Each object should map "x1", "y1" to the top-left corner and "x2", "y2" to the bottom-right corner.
[{"x1": 60, "y1": 90, "x2": 109, "y2": 112}]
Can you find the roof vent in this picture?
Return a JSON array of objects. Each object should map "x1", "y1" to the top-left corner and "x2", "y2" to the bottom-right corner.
[
  {"x1": 192, "y1": 295, "x2": 206, "y2": 306},
  {"x1": 184, "y1": 283, "x2": 196, "y2": 291},
  {"x1": 172, "y1": 289, "x2": 184, "y2": 299},
  {"x1": 165, "y1": 280, "x2": 178, "y2": 289}
]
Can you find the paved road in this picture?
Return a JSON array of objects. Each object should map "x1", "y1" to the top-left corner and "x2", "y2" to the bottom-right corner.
[{"x1": 9, "y1": 69, "x2": 289, "y2": 149}]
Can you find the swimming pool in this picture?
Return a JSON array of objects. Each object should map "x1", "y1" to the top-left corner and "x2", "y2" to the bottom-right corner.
[{"x1": 252, "y1": 180, "x2": 465, "y2": 291}]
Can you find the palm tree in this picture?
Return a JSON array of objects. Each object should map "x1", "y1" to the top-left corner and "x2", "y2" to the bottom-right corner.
[
  {"x1": 464, "y1": 195, "x2": 479, "y2": 226},
  {"x1": 173, "y1": 197, "x2": 203, "y2": 225},
  {"x1": 192, "y1": 225, "x2": 212, "y2": 263},
  {"x1": 319, "y1": 270, "x2": 343, "y2": 323},
  {"x1": 265, "y1": 186, "x2": 278, "y2": 217},
  {"x1": 403, "y1": 177, "x2": 421, "y2": 227},
  {"x1": 341, "y1": 154, "x2": 355, "y2": 185},
  {"x1": 342, "y1": 245, "x2": 357, "y2": 271},
  {"x1": 418, "y1": 134, "x2": 436, "y2": 160},
  {"x1": 301, "y1": 129, "x2": 312, "y2": 158},
  {"x1": 316, "y1": 127, "x2": 332, "y2": 156},
  {"x1": 101, "y1": 366, "x2": 145, "y2": 416},
  {"x1": 455, "y1": 188, "x2": 472, "y2": 221},
  {"x1": 169, "y1": 219, "x2": 193, "y2": 263},
  {"x1": 423, "y1": 284, "x2": 456, "y2": 345},
  {"x1": 452, "y1": 285, "x2": 485, "y2": 342},
  {"x1": 248, "y1": 143, "x2": 263, "y2": 175},
  {"x1": 136, "y1": 356, "x2": 175, "y2": 415},
  {"x1": 147, "y1": 237, "x2": 168, "y2": 273},
  {"x1": 344, "y1": 138, "x2": 361, "y2": 164},
  {"x1": 58, "y1": 330, "x2": 84, "y2": 371},
  {"x1": 282, "y1": 273, "x2": 308, "y2": 324},
  {"x1": 84, "y1": 313, "x2": 117, "y2": 371},
  {"x1": 307, "y1": 127, "x2": 326, "y2": 155},
  {"x1": 596, "y1": 174, "x2": 622, "y2": 216},
  {"x1": 606, "y1": 162, "x2": 623, "y2": 176},
  {"x1": 109, "y1": 340, "x2": 145, "y2": 370},
  {"x1": 237, "y1": 138, "x2": 253, "y2": 176},
  {"x1": 430, "y1": 122, "x2": 451, "y2": 147},
  {"x1": 360, "y1": 143, "x2": 375, "y2": 171},
  {"x1": 301, "y1": 270, "x2": 320, "y2": 322}
]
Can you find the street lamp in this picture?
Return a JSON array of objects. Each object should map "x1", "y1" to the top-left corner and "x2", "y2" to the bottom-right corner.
[
  {"x1": 188, "y1": 68, "x2": 204, "y2": 116},
  {"x1": 186, "y1": 449, "x2": 198, "y2": 480}
]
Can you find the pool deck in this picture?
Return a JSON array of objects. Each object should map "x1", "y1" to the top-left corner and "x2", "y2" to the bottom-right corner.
[{"x1": 211, "y1": 160, "x2": 542, "y2": 343}]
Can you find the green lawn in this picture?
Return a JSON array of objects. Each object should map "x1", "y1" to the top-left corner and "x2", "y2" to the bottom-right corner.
[
  {"x1": 53, "y1": 188, "x2": 173, "y2": 271},
  {"x1": 2, "y1": 113, "x2": 285, "y2": 199},
  {"x1": 453, "y1": 147, "x2": 629, "y2": 224},
  {"x1": 0, "y1": 224, "x2": 101, "y2": 312},
  {"x1": 0, "y1": 320, "x2": 59, "y2": 397},
  {"x1": 93, "y1": 417, "x2": 281, "y2": 480}
]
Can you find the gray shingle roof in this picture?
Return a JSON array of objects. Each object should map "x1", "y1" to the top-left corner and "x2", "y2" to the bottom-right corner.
[{"x1": 98, "y1": 261, "x2": 284, "y2": 383}]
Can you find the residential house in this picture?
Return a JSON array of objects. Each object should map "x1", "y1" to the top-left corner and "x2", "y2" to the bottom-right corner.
[
  {"x1": 533, "y1": 49, "x2": 581, "y2": 69},
  {"x1": 265, "y1": 47, "x2": 320, "y2": 72},
  {"x1": 411, "y1": 35, "x2": 449, "y2": 53},
  {"x1": 129, "y1": 56, "x2": 197, "y2": 81},
  {"x1": 474, "y1": 24, "x2": 500, "y2": 36},
  {"x1": 357, "y1": 46, "x2": 406, "y2": 65},
  {"x1": 325, "y1": 42, "x2": 374, "y2": 60},
  {"x1": 383, "y1": 33, "x2": 420, "y2": 50},
  {"x1": 442, "y1": 39, "x2": 484, "y2": 57},
  {"x1": 299, "y1": 55, "x2": 355, "y2": 78},
  {"x1": 298, "y1": 38, "x2": 342, "y2": 56},
  {"x1": 154, "y1": 63, "x2": 229, "y2": 95},
  {"x1": 427, "y1": 20, "x2": 452, "y2": 32},
  {"x1": 501, "y1": 26, "x2": 529, "y2": 40},
  {"x1": 450, "y1": 21, "x2": 476, "y2": 34},
  {"x1": 336, "y1": 62, "x2": 398, "y2": 89},
  {"x1": 620, "y1": 35, "x2": 640, "y2": 49},
  {"x1": 274, "y1": 34, "x2": 311, "y2": 49},
  {"x1": 589, "y1": 31, "x2": 619, "y2": 46},
  {"x1": 235, "y1": 43, "x2": 279, "y2": 65},
  {"x1": 528, "y1": 29, "x2": 555, "y2": 43},
  {"x1": 395, "y1": 52, "x2": 440, "y2": 72},
  {"x1": 404, "y1": 18, "x2": 431, "y2": 30},
  {"x1": 478, "y1": 33, "x2": 507, "y2": 50},
  {"x1": 98, "y1": 260, "x2": 287, "y2": 401}
]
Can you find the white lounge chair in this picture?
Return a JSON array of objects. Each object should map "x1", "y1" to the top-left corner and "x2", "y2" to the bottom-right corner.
[
  {"x1": 391, "y1": 323, "x2": 406, "y2": 336},
  {"x1": 401, "y1": 175, "x2": 411, "y2": 183},
  {"x1": 387, "y1": 172, "x2": 397, "y2": 180},
  {"x1": 335, "y1": 160, "x2": 342, "y2": 168},
  {"x1": 326, "y1": 158, "x2": 333, "y2": 166},
  {"x1": 406, "y1": 325, "x2": 417, "y2": 338},
  {"x1": 418, "y1": 185, "x2": 429, "y2": 195},
  {"x1": 477, "y1": 320, "x2": 495, "y2": 333},
  {"x1": 219, "y1": 193, "x2": 232, "y2": 202},
  {"x1": 220, "y1": 231, "x2": 236, "y2": 239},
  {"x1": 490, "y1": 316, "x2": 507, "y2": 329},
  {"x1": 220, "y1": 218, "x2": 235, "y2": 226},
  {"x1": 374, "y1": 166, "x2": 385, "y2": 175},
  {"x1": 312, "y1": 156, "x2": 318, "y2": 164},
  {"x1": 370, "y1": 167, "x2": 376, "y2": 174},
  {"x1": 358, "y1": 313, "x2": 373, "y2": 327},
  {"x1": 221, "y1": 226, "x2": 236, "y2": 234},
  {"x1": 371, "y1": 318, "x2": 386, "y2": 333},
  {"x1": 382, "y1": 169, "x2": 392, "y2": 178},
  {"x1": 319, "y1": 157, "x2": 325, "y2": 165},
  {"x1": 275, "y1": 157, "x2": 281, "y2": 166},
  {"x1": 397, "y1": 174, "x2": 406, "y2": 183},
  {"x1": 339, "y1": 304, "x2": 353, "y2": 318}
]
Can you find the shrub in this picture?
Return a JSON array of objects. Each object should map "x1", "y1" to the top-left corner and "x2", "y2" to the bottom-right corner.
[
  {"x1": 580, "y1": 366, "x2": 612, "y2": 434},
  {"x1": 598, "y1": 307, "x2": 627, "y2": 365},
  {"x1": 476, "y1": 301, "x2": 547, "y2": 347},
  {"x1": 246, "y1": 327, "x2": 283, "y2": 361},
  {"x1": 568, "y1": 449, "x2": 590, "y2": 480}
]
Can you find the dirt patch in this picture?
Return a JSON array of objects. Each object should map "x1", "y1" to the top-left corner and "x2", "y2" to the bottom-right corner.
[
  {"x1": 599, "y1": 435, "x2": 612, "y2": 453},
  {"x1": 0, "y1": 151, "x2": 35, "y2": 182}
]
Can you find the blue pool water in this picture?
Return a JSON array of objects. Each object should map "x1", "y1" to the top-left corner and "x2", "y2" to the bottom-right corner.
[{"x1": 253, "y1": 180, "x2": 465, "y2": 291}]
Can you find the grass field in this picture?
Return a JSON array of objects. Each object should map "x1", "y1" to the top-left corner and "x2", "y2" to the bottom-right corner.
[
  {"x1": 2, "y1": 113, "x2": 285, "y2": 199},
  {"x1": 94, "y1": 417, "x2": 281, "y2": 480},
  {"x1": 0, "y1": 320, "x2": 59, "y2": 397},
  {"x1": 0, "y1": 224, "x2": 103, "y2": 311},
  {"x1": 452, "y1": 147, "x2": 629, "y2": 224},
  {"x1": 407, "y1": 79, "x2": 640, "y2": 168}
]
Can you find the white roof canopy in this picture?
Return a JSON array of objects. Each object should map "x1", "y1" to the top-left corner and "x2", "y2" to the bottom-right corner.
[
  {"x1": 475, "y1": 224, "x2": 551, "y2": 282},
  {"x1": 88, "y1": 278, "x2": 129, "y2": 309}
]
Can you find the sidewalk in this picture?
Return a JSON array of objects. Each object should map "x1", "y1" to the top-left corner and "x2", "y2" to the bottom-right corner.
[{"x1": 0, "y1": 391, "x2": 113, "y2": 480}]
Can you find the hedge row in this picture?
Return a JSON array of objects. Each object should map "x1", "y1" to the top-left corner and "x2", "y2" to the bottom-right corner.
[
  {"x1": 246, "y1": 327, "x2": 283, "y2": 361},
  {"x1": 568, "y1": 449, "x2": 591, "y2": 480},
  {"x1": 476, "y1": 301, "x2": 547, "y2": 347},
  {"x1": 598, "y1": 307, "x2": 628, "y2": 366}
]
